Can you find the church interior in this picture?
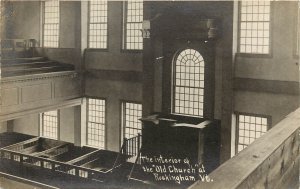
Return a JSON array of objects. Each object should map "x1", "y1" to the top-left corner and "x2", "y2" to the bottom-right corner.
[{"x1": 0, "y1": 0, "x2": 300, "y2": 189}]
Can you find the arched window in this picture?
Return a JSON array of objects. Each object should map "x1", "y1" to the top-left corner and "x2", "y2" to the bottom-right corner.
[{"x1": 173, "y1": 49, "x2": 205, "y2": 117}]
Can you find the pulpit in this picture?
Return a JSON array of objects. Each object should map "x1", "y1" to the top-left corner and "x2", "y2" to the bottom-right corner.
[{"x1": 140, "y1": 113, "x2": 220, "y2": 173}]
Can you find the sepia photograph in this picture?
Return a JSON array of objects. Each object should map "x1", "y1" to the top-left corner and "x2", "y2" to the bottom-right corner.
[{"x1": 0, "y1": 0, "x2": 299, "y2": 188}]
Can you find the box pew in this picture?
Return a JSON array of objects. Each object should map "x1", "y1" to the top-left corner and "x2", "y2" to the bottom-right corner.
[
  {"x1": 0, "y1": 149, "x2": 108, "y2": 182},
  {"x1": 1, "y1": 137, "x2": 68, "y2": 166},
  {"x1": 3, "y1": 138, "x2": 68, "y2": 155},
  {"x1": 0, "y1": 132, "x2": 36, "y2": 148},
  {"x1": 36, "y1": 144, "x2": 97, "y2": 162},
  {"x1": 0, "y1": 135, "x2": 136, "y2": 183},
  {"x1": 53, "y1": 150, "x2": 124, "y2": 181}
]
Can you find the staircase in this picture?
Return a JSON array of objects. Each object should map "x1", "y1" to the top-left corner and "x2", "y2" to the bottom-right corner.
[{"x1": 1, "y1": 57, "x2": 74, "y2": 77}]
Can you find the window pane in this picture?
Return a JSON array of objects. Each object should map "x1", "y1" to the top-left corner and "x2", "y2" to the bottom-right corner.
[
  {"x1": 297, "y1": 1, "x2": 300, "y2": 56},
  {"x1": 88, "y1": 0, "x2": 108, "y2": 49},
  {"x1": 122, "y1": 102, "x2": 142, "y2": 155},
  {"x1": 124, "y1": 1, "x2": 143, "y2": 50},
  {"x1": 239, "y1": 1, "x2": 271, "y2": 54},
  {"x1": 41, "y1": 110, "x2": 58, "y2": 139},
  {"x1": 173, "y1": 49, "x2": 205, "y2": 117},
  {"x1": 87, "y1": 98, "x2": 106, "y2": 149},
  {"x1": 43, "y1": 0, "x2": 59, "y2": 48},
  {"x1": 237, "y1": 114, "x2": 269, "y2": 153}
]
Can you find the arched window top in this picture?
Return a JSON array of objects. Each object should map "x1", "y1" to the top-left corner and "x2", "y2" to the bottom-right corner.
[
  {"x1": 173, "y1": 48, "x2": 205, "y2": 117},
  {"x1": 176, "y1": 48, "x2": 204, "y2": 67}
]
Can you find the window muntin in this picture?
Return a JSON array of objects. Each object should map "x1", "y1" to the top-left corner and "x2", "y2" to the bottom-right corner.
[
  {"x1": 239, "y1": 1, "x2": 271, "y2": 54},
  {"x1": 41, "y1": 110, "x2": 59, "y2": 139},
  {"x1": 237, "y1": 114, "x2": 269, "y2": 153},
  {"x1": 122, "y1": 102, "x2": 142, "y2": 139},
  {"x1": 43, "y1": 0, "x2": 59, "y2": 48},
  {"x1": 87, "y1": 98, "x2": 106, "y2": 149},
  {"x1": 173, "y1": 49, "x2": 205, "y2": 117},
  {"x1": 123, "y1": 1, "x2": 143, "y2": 50},
  {"x1": 88, "y1": 0, "x2": 108, "y2": 49}
]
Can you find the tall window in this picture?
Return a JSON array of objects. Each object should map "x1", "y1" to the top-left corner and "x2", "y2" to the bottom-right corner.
[
  {"x1": 239, "y1": 1, "x2": 271, "y2": 54},
  {"x1": 173, "y1": 49, "x2": 205, "y2": 117},
  {"x1": 123, "y1": 1, "x2": 143, "y2": 50},
  {"x1": 88, "y1": 0, "x2": 108, "y2": 49},
  {"x1": 40, "y1": 110, "x2": 59, "y2": 139},
  {"x1": 87, "y1": 98, "x2": 106, "y2": 149},
  {"x1": 122, "y1": 102, "x2": 142, "y2": 156},
  {"x1": 43, "y1": 0, "x2": 59, "y2": 48},
  {"x1": 297, "y1": 1, "x2": 300, "y2": 57},
  {"x1": 237, "y1": 113, "x2": 269, "y2": 153},
  {"x1": 122, "y1": 102, "x2": 142, "y2": 139}
]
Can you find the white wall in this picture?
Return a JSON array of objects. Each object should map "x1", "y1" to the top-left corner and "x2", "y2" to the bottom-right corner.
[
  {"x1": 12, "y1": 106, "x2": 80, "y2": 143},
  {"x1": 0, "y1": 122, "x2": 7, "y2": 133},
  {"x1": 59, "y1": 107, "x2": 75, "y2": 143},
  {"x1": 13, "y1": 114, "x2": 39, "y2": 136}
]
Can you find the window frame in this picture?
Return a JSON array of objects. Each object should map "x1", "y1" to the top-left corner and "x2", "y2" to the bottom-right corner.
[
  {"x1": 86, "y1": 97, "x2": 107, "y2": 149},
  {"x1": 87, "y1": 0, "x2": 109, "y2": 51},
  {"x1": 42, "y1": 0, "x2": 60, "y2": 48},
  {"x1": 122, "y1": 1, "x2": 143, "y2": 52},
  {"x1": 40, "y1": 110, "x2": 60, "y2": 140},
  {"x1": 171, "y1": 48, "x2": 206, "y2": 118},
  {"x1": 294, "y1": 0, "x2": 300, "y2": 58},
  {"x1": 120, "y1": 100, "x2": 142, "y2": 155},
  {"x1": 237, "y1": 1, "x2": 273, "y2": 58},
  {"x1": 235, "y1": 112, "x2": 271, "y2": 154},
  {"x1": 121, "y1": 100, "x2": 143, "y2": 141}
]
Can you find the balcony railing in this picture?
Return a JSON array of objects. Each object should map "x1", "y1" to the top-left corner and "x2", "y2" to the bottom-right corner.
[{"x1": 189, "y1": 108, "x2": 300, "y2": 189}]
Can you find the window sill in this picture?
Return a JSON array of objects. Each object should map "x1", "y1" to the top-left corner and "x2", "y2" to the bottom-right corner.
[
  {"x1": 85, "y1": 48, "x2": 108, "y2": 52},
  {"x1": 121, "y1": 49, "x2": 143, "y2": 54},
  {"x1": 236, "y1": 52, "x2": 273, "y2": 59}
]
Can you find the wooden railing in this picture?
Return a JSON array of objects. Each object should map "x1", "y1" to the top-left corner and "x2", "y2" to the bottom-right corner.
[
  {"x1": 126, "y1": 134, "x2": 143, "y2": 181},
  {"x1": 124, "y1": 133, "x2": 142, "y2": 157},
  {"x1": 0, "y1": 149, "x2": 106, "y2": 181},
  {"x1": 189, "y1": 108, "x2": 300, "y2": 189},
  {"x1": 1, "y1": 39, "x2": 37, "y2": 51},
  {"x1": 0, "y1": 136, "x2": 137, "y2": 182},
  {"x1": 112, "y1": 133, "x2": 142, "y2": 170},
  {"x1": 127, "y1": 143, "x2": 142, "y2": 181}
]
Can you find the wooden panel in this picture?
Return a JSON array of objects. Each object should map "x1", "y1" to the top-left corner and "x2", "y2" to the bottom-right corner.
[
  {"x1": 21, "y1": 83, "x2": 52, "y2": 103},
  {"x1": 1, "y1": 88, "x2": 19, "y2": 107},
  {"x1": 0, "y1": 71, "x2": 81, "y2": 121}
]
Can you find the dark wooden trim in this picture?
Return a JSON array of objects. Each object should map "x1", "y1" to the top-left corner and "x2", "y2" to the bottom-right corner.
[
  {"x1": 86, "y1": 69, "x2": 142, "y2": 82},
  {"x1": 234, "y1": 77, "x2": 299, "y2": 95}
]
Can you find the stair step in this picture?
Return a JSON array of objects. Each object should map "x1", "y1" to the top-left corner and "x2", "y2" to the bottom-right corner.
[
  {"x1": 2, "y1": 67, "x2": 74, "y2": 77},
  {"x1": 2, "y1": 61, "x2": 62, "y2": 70},
  {"x1": 1, "y1": 57, "x2": 48, "y2": 64}
]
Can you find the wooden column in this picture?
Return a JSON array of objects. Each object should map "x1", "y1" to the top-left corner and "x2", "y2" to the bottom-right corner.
[
  {"x1": 220, "y1": 1, "x2": 236, "y2": 163},
  {"x1": 142, "y1": 2, "x2": 155, "y2": 116}
]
